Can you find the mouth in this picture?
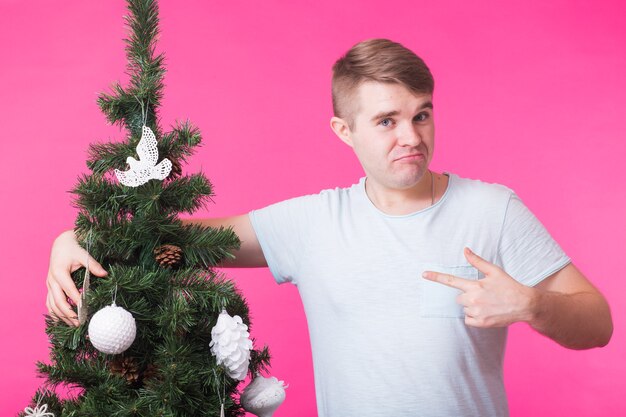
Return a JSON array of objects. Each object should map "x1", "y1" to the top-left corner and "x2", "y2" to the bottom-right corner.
[{"x1": 394, "y1": 153, "x2": 424, "y2": 162}]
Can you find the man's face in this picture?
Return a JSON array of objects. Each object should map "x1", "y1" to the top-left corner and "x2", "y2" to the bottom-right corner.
[{"x1": 340, "y1": 81, "x2": 435, "y2": 191}]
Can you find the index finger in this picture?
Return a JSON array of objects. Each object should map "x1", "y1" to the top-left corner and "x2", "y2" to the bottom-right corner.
[{"x1": 422, "y1": 270, "x2": 476, "y2": 292}]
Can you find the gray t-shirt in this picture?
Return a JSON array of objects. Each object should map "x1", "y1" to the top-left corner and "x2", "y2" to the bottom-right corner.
[{"x1": 249, "y1": 172, "x2": 571, "y2": 417}]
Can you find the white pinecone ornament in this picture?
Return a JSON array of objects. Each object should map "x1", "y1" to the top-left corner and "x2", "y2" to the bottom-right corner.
[
  {"x1": 88, "y1": 303, "x2": 136, "y2": 354},
  {"x1": 209, "y1": 309, "x2": 252, "y2": 380},
  {"x1": 241, "y1": 373, "x2": 288, "y2": 417}
]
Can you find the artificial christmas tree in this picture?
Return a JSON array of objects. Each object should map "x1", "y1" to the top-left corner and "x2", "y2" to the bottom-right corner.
[{"x1": 23, "y1": 1, "x2": 272, "y2": 415}]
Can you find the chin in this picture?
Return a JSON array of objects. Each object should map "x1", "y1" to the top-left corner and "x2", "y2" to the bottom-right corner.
[
  {"x1": 367, "y1": 166, "x2": 428, "y2": 190},
  {"x1": 391, "y1": 169, "x2": 428, "y2": 188},
  {"x1": 385, "y1": 177, "x2": 422, "y2": 190}
]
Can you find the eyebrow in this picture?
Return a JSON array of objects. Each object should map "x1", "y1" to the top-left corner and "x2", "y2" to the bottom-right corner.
[{"x1": 370, "y1": 101, "x2": 434, "y2": 122}]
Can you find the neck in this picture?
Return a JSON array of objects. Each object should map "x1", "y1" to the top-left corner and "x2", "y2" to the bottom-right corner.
[{"x1": 365, "y1": 171, "x2": 444, "y2": 216}]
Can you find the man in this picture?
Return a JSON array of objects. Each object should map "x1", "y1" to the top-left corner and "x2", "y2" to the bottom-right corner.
[{"x1": 47, "y1": 39, "x2": 612, "y2": 416}]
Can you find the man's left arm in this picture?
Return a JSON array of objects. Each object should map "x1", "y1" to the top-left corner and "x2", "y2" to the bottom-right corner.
[
  {"x1": 423, "y1": 247, "x2": 613, "y2": 350},
  {"x1": 529, "y1": 261, "x2": 612, "y2": 349}
]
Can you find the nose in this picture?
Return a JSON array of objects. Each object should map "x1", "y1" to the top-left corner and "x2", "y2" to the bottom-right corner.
[{"x1": 397, "y1": 121, "x2": 422, "y2": 146}]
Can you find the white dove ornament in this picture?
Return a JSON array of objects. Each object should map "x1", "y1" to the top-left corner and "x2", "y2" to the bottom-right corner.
[{"x1": 114, "y1": 125, "x2": 172, "y2": 187}]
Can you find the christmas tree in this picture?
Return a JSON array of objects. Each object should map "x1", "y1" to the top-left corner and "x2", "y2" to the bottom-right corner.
[{"x1": 24, "y1": 1, "x2": 272, "y2": 415}]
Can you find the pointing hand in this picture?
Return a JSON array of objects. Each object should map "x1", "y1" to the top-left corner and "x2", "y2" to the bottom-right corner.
[{"x1": 422, "y1": 247, "x2": 536, "y2": 327}]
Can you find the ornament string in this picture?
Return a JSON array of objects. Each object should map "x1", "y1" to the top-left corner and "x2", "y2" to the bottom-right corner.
[
  {"x1": 134, "y1": 95, "x2": 150, "y2": 128},
  {"x1": 78, "y1": 229, "x2": 93, "y2": 325},
  {"x1": 113, "y1": 284, "x2": 118, "y2": 306},
  {"x1": 212, "y1": 368, "x2": 226, "y2": 417}
]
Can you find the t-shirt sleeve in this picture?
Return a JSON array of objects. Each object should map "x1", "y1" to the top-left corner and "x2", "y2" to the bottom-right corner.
[
  {"x1": 496, "y1": 192, "x2": 571, "y2": 286},
  {"x1": 248, "y1": 194, "x2": 319, "y2": 285}
]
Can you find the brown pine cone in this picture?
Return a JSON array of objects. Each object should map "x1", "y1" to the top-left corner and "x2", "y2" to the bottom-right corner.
[
  {"x1": 154, "y1": 244, "x2": 183, "y2": 268},
  {"x1": 110, "y1": 356, "x2": 140, "y2": 383}
]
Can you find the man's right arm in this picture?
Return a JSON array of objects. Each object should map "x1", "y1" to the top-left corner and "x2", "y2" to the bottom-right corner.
[
  {"x1": 183, "y1": 214, "x2": 268, "y2": 268},
  {"x1": 46, "y1": 214, "x2": 266, "y2": 326}
]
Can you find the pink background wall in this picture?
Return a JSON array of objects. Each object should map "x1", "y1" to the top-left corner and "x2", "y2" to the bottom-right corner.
[{"x1": 1, "y1": 0, "x2": 624, "y2": 415}]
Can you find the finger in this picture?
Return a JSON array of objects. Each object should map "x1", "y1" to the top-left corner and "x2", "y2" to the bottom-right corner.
[
  {"x1": 70, "y1": 251, "x2": 108, "y2": 277},
  {"x1": 463, "y1": 306, "x2": 489, "y2": 327},
  {"x1": 422, "y1": 271, "x2": 476, "y2": 292},
  {"x1": 47, "y1": 292, "x2": 71, "y2": 326},
  {"x1": 50, "y1": 296, "x2": 77, "y2": 327},
  {"x1": 87, "y1": 255, "x2": 108, "y2": 277},
  {"x1": 49, "y1": 280, "x2": 79, "y2": 326},
  {"x1": 464, "y1": 315, "x2": 482, "y2": 327},
  {"x1": 456, "y1": 292, "x2": 473, "y2": 307},
  {"x1": 464, "y1": 247, "x2": 498, "y2": 275},
  {"x1": 50, "y1": 269, "x2": 82, "y2": 305},
  {"x1": 46, "y1": 293, "x2": 58, "y2": 322}
]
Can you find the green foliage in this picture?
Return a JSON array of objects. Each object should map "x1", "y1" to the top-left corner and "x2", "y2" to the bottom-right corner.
[{"x1": 27, "y1": 1, "x2": 271, "y2": 415}]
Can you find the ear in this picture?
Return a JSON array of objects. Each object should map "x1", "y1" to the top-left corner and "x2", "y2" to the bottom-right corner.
[{"x1": 330, "y1": 116, "x2": 353, "y2": 147}]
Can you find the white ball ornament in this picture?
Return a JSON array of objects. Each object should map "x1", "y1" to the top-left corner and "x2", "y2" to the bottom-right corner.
[
  {"x1": 209, "y1": 309, "x2": 253, "y2": 380},
  {"x1": 88, "y1": 303, "x2": 136, "y2": 354},
  {"x1": 241, "y1": 373, "x2": 288, "y2": 417}
]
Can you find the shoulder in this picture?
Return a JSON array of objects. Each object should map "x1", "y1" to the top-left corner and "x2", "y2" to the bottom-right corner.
[
  {"x1": 448, "y1": 172, "x2": 515, "y2": 205},
  {"x1": 252, "y1": 178, "x2": 362, "y2": 214},
  {"x1": 283, "y1": 178, "x2": 362, "y2": 206},
  {"x1": 317, "y1": 178, "x2": 362, "y2": 203}
]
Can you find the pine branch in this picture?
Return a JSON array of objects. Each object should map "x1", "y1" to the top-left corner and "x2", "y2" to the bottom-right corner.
[
  {"x1": 249, "y1": 345, "x2": 272, "y2": 376},
  {"x1": 159, "y1": 174, "x2": 213, "y2": 215},
  {"x1": 71, "y1": 173, "x2": 132, "y2": 213},
  {"x1": 161, "y1": 120, "x2": 203, "y2": 161},
  {"x1": 85, "y1": 140, "x2": 152, "y2": 175},
  {"x1": 178, "y1": 223, "x2": 241, "y2": 269}
]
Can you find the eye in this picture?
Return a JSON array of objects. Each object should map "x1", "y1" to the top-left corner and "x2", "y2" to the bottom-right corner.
[
  {"x1": 379, "y1": 118, "x2": 393, "y2": 127},
  {"x1": 414, "y1": 112, "x2": 430, "y2": 122}
]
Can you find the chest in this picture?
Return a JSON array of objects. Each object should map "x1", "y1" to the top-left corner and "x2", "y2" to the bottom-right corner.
[{"x1": 299, "y1": 218, "x2": 492, "y2": 320}]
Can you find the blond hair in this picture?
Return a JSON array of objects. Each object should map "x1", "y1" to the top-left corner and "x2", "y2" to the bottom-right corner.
[{"x1": 332, "y1": 39, "x2": 434, "y2": 129}]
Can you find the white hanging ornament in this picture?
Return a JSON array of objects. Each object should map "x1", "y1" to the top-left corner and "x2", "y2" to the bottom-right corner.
[
  {"x1": 23, "y1": 404, "x2": 54, "y2": 417},
  {"x1": 114, "y1": 125, "x2": 172, "y2": 187},
  {"x1": 209, "y1": 309, "x2": 253, "y2": 380},
  {"x1": 241, "y1": 373, "x2": 288, "y2": 417},
  {"x1": 88, "y1": 303, "x2": 136, "y2": 354}
]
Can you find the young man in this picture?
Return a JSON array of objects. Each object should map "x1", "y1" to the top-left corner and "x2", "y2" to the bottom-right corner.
[{"x1": 46, "y1": 39, "x2": 612, "y2": 416}]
